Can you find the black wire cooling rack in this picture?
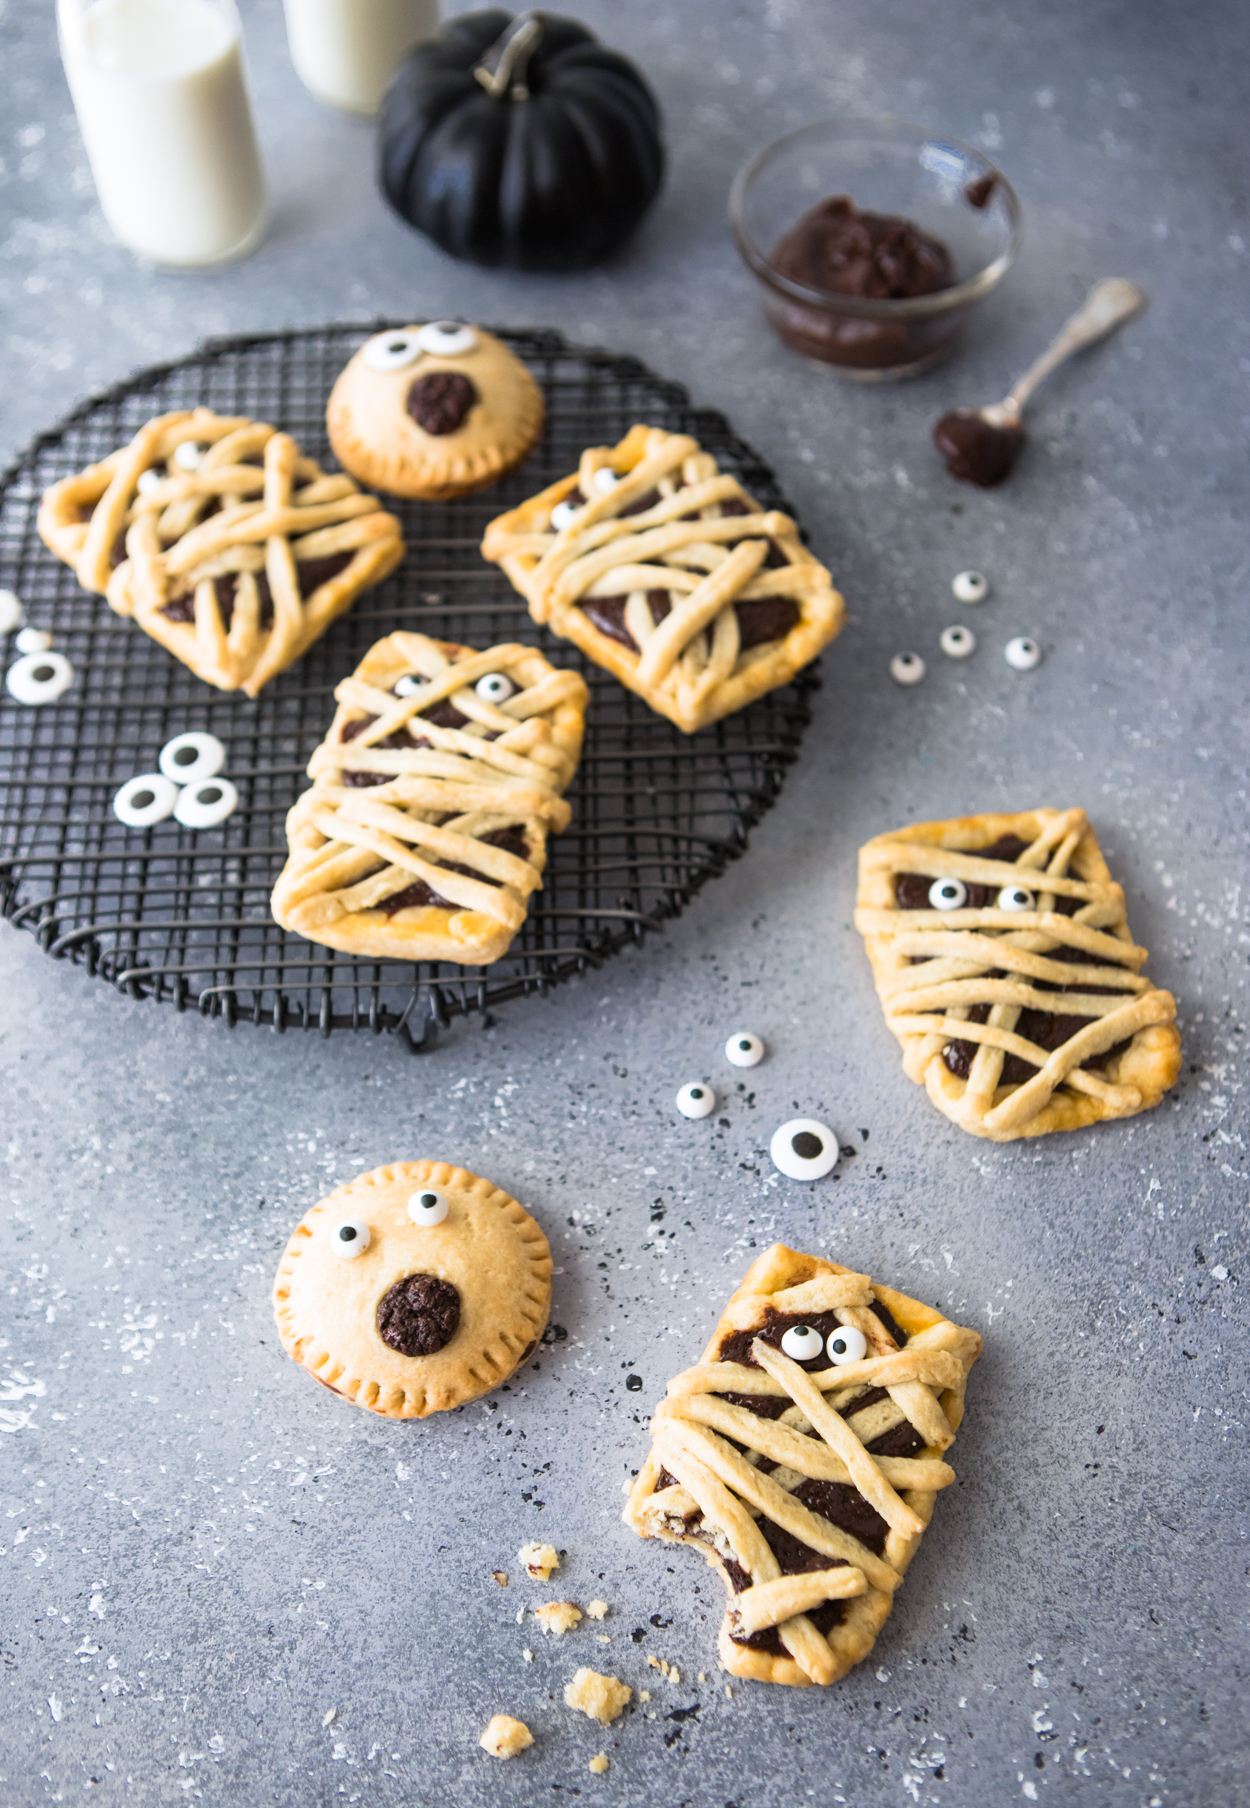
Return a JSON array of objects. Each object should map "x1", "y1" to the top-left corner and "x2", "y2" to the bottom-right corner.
[{"x1": 0, "y1": 324, "x2": 820, "y2": 1050}]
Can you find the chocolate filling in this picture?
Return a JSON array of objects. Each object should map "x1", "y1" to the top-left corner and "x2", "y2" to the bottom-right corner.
[
  {"x1": 772, "y1": 195, "x2": 954, "y2": 301},
  {"x1": 339, "y1": 692, "x2": 472, "y2": 788},
  {"x1": 380, "y1": 825, "x2": 530, "y2": 915},
  {"x1": 932, "y1": 410, "x2": 1026, "y2": 488},
  {"x1": 375, "y1": 1272, "x2": 460, "y2": 1357},
  {"x1": 579, "y1": 592, "x2": 799, "y2": 655},
  {"x1": 407, "y1": 370, "x2": 478, "y2": 435},
  {"x1": 160, "y1": 551, "x2": 354, "y2": 628}
]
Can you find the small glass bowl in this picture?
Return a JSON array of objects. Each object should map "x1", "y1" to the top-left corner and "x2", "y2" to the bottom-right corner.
[{"x1": 729, "y1": 117, "x2": 1023, "y2": 381}]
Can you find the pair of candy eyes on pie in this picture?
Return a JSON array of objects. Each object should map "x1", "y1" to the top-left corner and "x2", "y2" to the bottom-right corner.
[
  {"x1": 776, "y1": 1322, "x2": 868, "y2": 1365},
  {"x1": 361, "y1": 323, "x2": 479, "y2": 372},
  {"x1": 924, "y1": 878, "x2": 1036, "y2": 912},
  {"x1": 330, "y1": 1189, "x2": 449, "y2": 1256},
  {"x1": 394, "y1": 671, "x2": 515, "y2": 705}
]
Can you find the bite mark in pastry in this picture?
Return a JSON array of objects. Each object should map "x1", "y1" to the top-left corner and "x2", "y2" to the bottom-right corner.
[
  {"x1": 855, "y1": 807, "x2": 1182, "y2": 1140},
  {"x1": 270, "y1": 631, "x2": 588, "y2": 965},
  {"x1": 481, "y1": 425, "x2": 845, "y2": 733},
  {"x1": 272, "y1": 1161, "x2": 552, "y2": 1418},
  {"x1": 624, "y1": 1243, "x2": 981, "y2": 1689},
  {"x1": 37, "y1": 409, "x2": 404, "y2": 697}
]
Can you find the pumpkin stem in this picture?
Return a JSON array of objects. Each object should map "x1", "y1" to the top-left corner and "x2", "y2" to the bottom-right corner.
[{"x1": 474, "y1": 12, "x2": 544, "y2": 101}]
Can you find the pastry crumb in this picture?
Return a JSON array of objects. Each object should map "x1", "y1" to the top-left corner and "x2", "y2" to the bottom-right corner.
[
  {"x1": 564, "y1": 1667, "x2": 632, "y2": 1725},
  {"x1": 697, "y1": 1671, "x2": 707, "y2": 1682},
  {"x1": 534, "y1": 1600, "x2": 583, "y2": 1636},
  {"x1": 639, "y1": 1689, "x2": 651, "y2": 1703},
  {"x1": 586, "y1": 1600, "x2": 609, "y2": 1620},
  {"x1": 597, "y1": 1634, "x2": 611, "y2": 1644},
  {"x1": 589, "y1": 1753, "x2": 610, "y2": 1775},
  {"x1": 515, "y1": 1607, "x2": 525, "y2": 1624},
  {"x1": 518, "y1": 1541, "x2": 560, "y2": 1580},
  {"x1": 725, "y1": 1685, "x2": 732, "y2": 1698},
  {"x1": 522, "y1": 1648, "x2": 533, "y2": 1663},
  {"x1": 480, "y1": 1714, "x2": 533, "y2": 1759},
  {"x1": 492, "y1": 1570, "x2": 509, "y2": 1587},
  {"x1": 646, "y1": 1655, "x2": 680, "y2": 1684},
  {"x1": 321, "y1": 1708, "x2": 336, "y2": 1728}
]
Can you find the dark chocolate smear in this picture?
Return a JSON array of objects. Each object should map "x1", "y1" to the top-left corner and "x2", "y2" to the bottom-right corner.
[{"x1": 933, "y1": 409, "x2": 1026, "y2": 488}]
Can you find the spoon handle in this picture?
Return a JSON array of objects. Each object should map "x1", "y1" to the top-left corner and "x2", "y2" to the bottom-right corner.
[{"x1": 1005, "y1": 279, "x2": 1148, "y2": 417}]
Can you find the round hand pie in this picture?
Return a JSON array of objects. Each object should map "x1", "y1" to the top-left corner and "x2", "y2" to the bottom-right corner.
[
  {"x1": 272, "y1": 1161, "x2": 552, "y2": 1417},
  {"x1": 326, "y1": 323, "x2": 545, "y2": 501}
]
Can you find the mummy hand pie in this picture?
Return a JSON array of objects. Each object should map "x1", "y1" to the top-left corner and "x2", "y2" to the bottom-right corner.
[
  {"x1": 273, "y1": 1161, "x2": 552, "y2": 1418},
  {"x1": 481, "y1": 425, "x2": 845, "y2": 733},
  {"x1": 327, "y1": 324, "x2": 545, "y2": 500},
  {"x1": 855, "y1": 807, "x2": 1182, "y2": 1141},
  {"x1": 37, "y1": 409, "x2": 405, "y2": 697},
  {"x1": 624, "y1": 1242, "x2": 981, "y2": 1689},
  {"x1": 270, "y1": 631, "x2": 588, "y2": 965}
]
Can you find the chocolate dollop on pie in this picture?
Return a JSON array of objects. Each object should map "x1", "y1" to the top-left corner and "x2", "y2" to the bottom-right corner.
[{"x1": 376, "y1": 1272, "x2": 461, "y2": 1356}]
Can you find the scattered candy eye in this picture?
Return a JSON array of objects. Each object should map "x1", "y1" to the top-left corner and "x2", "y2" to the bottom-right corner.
[
  {"x1": 159, "y1": 730, "x2": 226, "y2": 787},
  {"x1": 112, "y1": 772, "x2": 179, "y2": 828},
  {"x1": 172, "y1": 441, "x2": 205, "y2": 471},
  {"x1": 1005, "y1": 636, "x2": 1041, "y2": 670},
  {"x1": 331, "y1": 1218, "x2": 371, "y2": 1257},
  {"x1": 997, "y1": 883, "x2": 1035, "y2": 912},
  {"x1": 725, "y1": 1032, "x2": 764, "y2": 1068},
  {"x1": 408, "y1": 1188, "x2": 450, "y2": 1227},
  {"x1": 415, "y1": 321, "x2": 478, "y2": 356},
  {"x1": 952, "y1": 569, "x2": 989, "y2": 604},
  {"x1": 475, "y1": 672, "x2": 515, "y2": 704},
  {"x1": 940, "y1": 624, "x2": 975, "y2": 658},
  {"x1": 890, "y1": 652, "x2": 925, "y2": 685},
  {"x1": 929, "y1": 877, "x2": 968, "y2": 910},
  {"x1": 173, "y1": 777, "x2": 238, "y2": 829},
  {"x1": 550, "y1": 498, "x2": 580, "y2": 532},
  {"x1": 0, "y1": 589, "x2": 24, "y2": 633},
  {"x1": 137, "y1": 469, "x2": 164, "y2": 496},
  {"x1": 394, "y1": 673, "x2": 427, "y2": 697},
  {"x1": 15, "y1": 627, "x2": 53, "y2": 654},
  {"x1": 362, "y1": 330, "x2": 423, "y2": 372},
  {"x1": 591, "y1": 467, "x2": 620, "y2": 495},
  {"x1": 779, "y1": 1324, "x2": 824, "y2": 1361},
  {"x1": 676, "y1": 1082, "x2": 715, "y2": 1119},
  {"x1": 827, "y1": 1325, "x2": 869, "y2": 1366},
  {"x1": 769, "y1": 1118, "x2": 838, "y2": 1180},
  {"x1": 6, "y1": 650, "x2": 73, "y2": 705}
]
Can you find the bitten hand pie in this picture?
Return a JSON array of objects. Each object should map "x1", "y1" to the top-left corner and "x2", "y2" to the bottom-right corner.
[
  {"x1": 855, "y1": 807, "x2": 1182, "y2": 1141},
  {"x1": 270, "y1": 631, "x2": 588, "y2": 965},
  {"x1": 624, "y1": 1243, "x2": 981, "y2": 1689},
  {"x1": 481, "y1": 425, "x2": 844, "y2": 733},
  {"x1": 273, "y1": 1161, "x2": 552, "y2": 1418},
  {"x1": 37, "y1": 409, "x2": 404, "y2": 697}
]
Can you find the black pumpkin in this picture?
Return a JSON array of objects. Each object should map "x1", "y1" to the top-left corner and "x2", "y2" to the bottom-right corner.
[{"x1": 378, "y1": 8, "x2": 665, "y2": 273}]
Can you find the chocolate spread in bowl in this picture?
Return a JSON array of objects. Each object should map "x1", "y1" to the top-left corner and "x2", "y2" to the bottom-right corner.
[{"x1": 932, "y1": 409, "x2": 1026, "y2": 487}]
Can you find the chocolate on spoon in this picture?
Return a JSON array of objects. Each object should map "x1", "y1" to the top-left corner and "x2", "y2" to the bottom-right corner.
[{"x1": 933, "y1": 278, "x2": 1147, "y2": 487}]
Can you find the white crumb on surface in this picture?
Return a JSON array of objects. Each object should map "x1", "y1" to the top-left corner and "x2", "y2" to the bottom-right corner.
[
  {"x1": 518, "y1": 1541, "x2": 560, "y2": 1580},
  {"x1": 534, "y1": 1600, "x2": 583, "y2": 1636},
  {"x1": 586, "y1": 1599, "x2": 609, "y2": 1619}
]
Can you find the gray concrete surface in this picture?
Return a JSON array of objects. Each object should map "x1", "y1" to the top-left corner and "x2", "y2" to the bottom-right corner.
[{"x1": 2, "y1": 0, "x2": 1248, "y2": 1802}]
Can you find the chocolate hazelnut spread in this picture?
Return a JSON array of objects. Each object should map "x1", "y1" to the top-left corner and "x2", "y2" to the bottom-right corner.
[
  {"x1": 579, "y1": 592, "x2": 799, "y2": 655},
  {"x1": 932, "y1": 409, "x2": 1025, "y2": 487},
  {"x1": 375, "y1": 1272, "x2": 460, "y2": 1357},
  {"x1": 381, "y1": 825, "x2": 530, "y2": 915},
  {"x1": 161, "y1": 551, "x2": 354, "y2": 627},
  {"x1": 407, "y1": 370, "x2": 478, "y2": 435}
]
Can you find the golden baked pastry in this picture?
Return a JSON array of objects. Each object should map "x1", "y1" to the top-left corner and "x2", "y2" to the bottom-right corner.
[
  {"x1": 480, "y1": 424, "x2": 845, "y2": 733},
  {"x1": 37, "y1": 408, "x2": 404, "y2": 697},
  {"x1": 855, "y1": 806, "x2": 1182, "y2": 1141},
  {"x1": 625, "y1": 1242, "x2": 981, "y2": 1689},
  {"x1": 326, "y1": 322, "x2": 545, "y2": 501},
  {"x1": 273, "y1": 1161, "x2": 552, "y2": 1419},
  {"x1": 271, "y1": 631, "x2": 588, "y2": 965}
]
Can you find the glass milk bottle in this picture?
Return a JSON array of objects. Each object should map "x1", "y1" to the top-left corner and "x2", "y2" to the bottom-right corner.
[
  {"x1": 58, "y1": 0, "x2": 266, "y2": 267},
  {"x1": 283, "y1": 0, "x2": 440, "y2": 116}
]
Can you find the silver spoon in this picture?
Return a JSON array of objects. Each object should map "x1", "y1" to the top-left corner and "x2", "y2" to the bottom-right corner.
[{"x1": 933, "y1": 278, "x2": 1148, "y2": 486}]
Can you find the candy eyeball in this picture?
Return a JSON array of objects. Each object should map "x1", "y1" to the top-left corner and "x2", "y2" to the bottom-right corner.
[
  {"x1": 779, "y1": 1324, "x2": 824, "y2": 1361},
  {"x1": 952, "y1": 569, "x2": 989, "y2": 604},
  {"x1": 362, "y1": 330, "x2": 423, "y2": 372},
  {"x1": 1005, "y1": 636, "x2": 1041, "y2": 670},
  {"x1": 997, "y1": 883, "x2": 1035, "y2": 913},
  {"x1": 408, "y1": 1188, "x2": 449, "y2": 1227},
  {"x1": 16, "y1": 627, "x2": 53, "y2": 654},
  {"x1": 113, "y1": 772, "x2": 179, "y2": 828},
  {"x1": 826, "y1": 1324, "x2": 869, "y2": 1366},
  {"x1": 940, "y1": 624, "x2": 976, "y2": 659},
  {"x1": 770, "y1": 1118, "x2": 838, "y2": 1180},
  {"x1": 394, "y1": 673, "x2": 427, "y2": 697},
  {"x1": 159, "y1": 730, "x2": 226, "y2": 787},
  {"x1": 0, "y1": 589, "x2": 24, "y2": 634},
  {"x1": 550, "y1": 498, "x2": 580, "y2": 532},
  {"x1": 929, "y1": 877, "x2": 968, "y2": 910},
  {"x1": 330, "y1": 1218, "x2": 371, "y2": 1258},
  {"x1": 890, "y1": 652, "x2": 925, "y2": 685},
  {"x1": 172, "y1": 440, "x2": 204, "y2": 471},
  {"x1": 137, "y1": 468, "x2": 164, "y2": 496},
  {"x1": 474, "y1": 672, "x2": 515, "y2": 705},
  {"x1": 173, "y1": 777, "x2": 238, "y2": 829},
  {"x1": 591, "y1": 467, "x2": 620, "y2": 495},
  {"x1": 6, "y1": 650, "x2": 73, "y2": 705},
  {"x1": 416, "y1": 321, "x2": 478, "y2": 357},
  {"x1": 725, "y1": 1031, "x2": 764, "y2": 1068},
  {"x1": 676, "y1": 1082, "x2": 715, "y2": 1120}
]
